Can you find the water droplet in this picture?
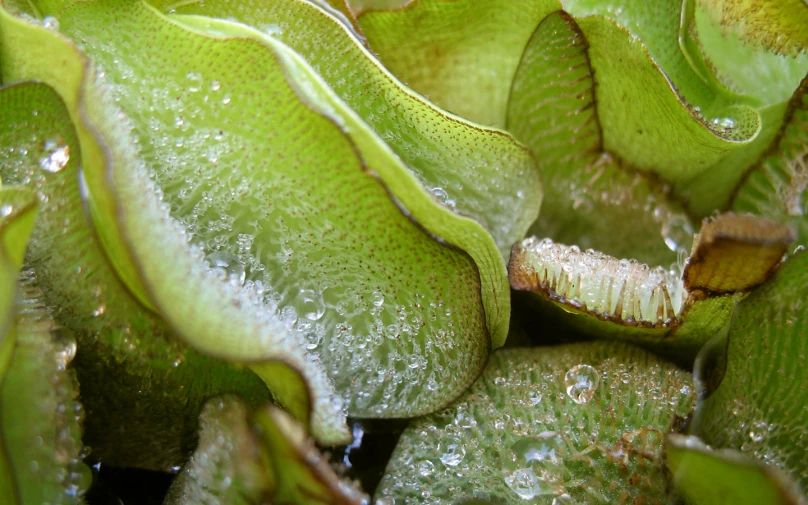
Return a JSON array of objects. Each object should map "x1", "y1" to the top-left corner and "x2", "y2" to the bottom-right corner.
[
  {"x1": 0, "y1": 204, "x2": 12, "y2": 217},
  {"x1": 418, "y1": 460, "x2": 435, "y2": 477},
  {"x1": 504, "y1": 468, "x2": 542, "y2": 499},
  {"x1": 205, "y1": 251, "x2": 246, "y2": 286},
  {"x1": 439, "y1": 437, "x2": 465, "y2": 467},
  {"x1": 371, "y1": 290, "x2": 384, "y2": 307},
  {"x1": 553, "y1": 494, "x2": 577, "y2": 505},
  {"x1": 431, "y1": 187, "x2": 456, "y2": 209},
  {"x1": 222, "y1": 97, "x2": 231, "y2": 105},
  {"x1": 511, "y1": 435, "x2": 560, "y2": 464},
  {"x1": 210, "y1": 80, "x2": 221, "y2": 91},
  {"x1": 564, "y1": 364, "x2": 599, "y2": 404},
  {"x1": 279, "y1": 306, "x2": 297, "y2": 326},
  {"x1": 39, "y1": 139, "x2": 70, "y2": 173},
  {"x1": 298, "y1": 289, "x2": 325, "y2": 321},
  {"x1": 528, "y1": 390, "x2": 542, "y2": 406},
  {"x1": 305, "y1": 332, "x2": 322, "y2": 351},
  {"x1": 749, "y1": 421, "x2": 768, "y2": 443},
  {"x1": 42, "y1": 16, "x2": 59, "y2": 30},
  {"x1": 186, "y1": 72, "x2": 202, "y2": 92}
]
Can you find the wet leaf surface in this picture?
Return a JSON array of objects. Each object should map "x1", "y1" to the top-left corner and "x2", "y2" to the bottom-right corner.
[
  {"x1": 693, "y1": 250, "x2": 808, "y2": 490},
  {"x1": 376, "y1": 342, "x2": 694, "y2": 504}
]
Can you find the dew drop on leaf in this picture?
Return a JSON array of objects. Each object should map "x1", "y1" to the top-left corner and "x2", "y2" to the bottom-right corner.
[
  {"x1": 39, "y1": 139, "x2": 69, "y2": 173},
  {"x1": 564, "y1": 364, "x2": 599, "y2": 404},
  {"x1": 439, "y1": 437, "x2": 465, "y2": 467},
  {"x1": 204, "y1": 251, "x2": 246, "y2": 286},
  {"x1": 418, "y1": 460, "x2": 435, "y2": 477},
  {"x1": 504, "y1": 467, "x2": 543, "y2": 499},
  {"x1": 298, "y1": 289, "x2": 325, "y2": 321}
]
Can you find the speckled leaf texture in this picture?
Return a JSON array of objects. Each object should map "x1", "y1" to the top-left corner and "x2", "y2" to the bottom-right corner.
[
  {"x1": 0, "y1": 0, "x2": 526, "y2": 447},
  {"x1": 376, "y1": 342, "x2": 694, "y2": 504},
  {"x1": 0, "y1": 183, "x2": 91, "y2": 505},
  {"x1": 733, "y1": 79, "x2": 808, "y2": 247},
  {"x1": 694, "y1": 250, "x2": 808, "y2": 491},
  {"x1": 357, "y1": 0, "x2": 808, "y2": 217},
  {"x1": 0, "y1": 79, "x2": 273, "y2": 469}
]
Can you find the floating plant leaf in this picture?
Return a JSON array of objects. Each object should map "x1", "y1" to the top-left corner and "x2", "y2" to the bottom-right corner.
[
  {"x1": 164, "y1": 397, "x2": 273, "y2": 505},
  {"x1": 359, "y1": 0, "x2": 759, "y2": 185},
  {"x1": 693, "y1": 249, "x2": 808, "y2": 490},
  {"x1": 0, "y1": 1, "x2": 353, "y2": 445},
  {"x1": 357, "y1": 0, "x2": 563, "y2": 127},
  {"x1": 507, "y1": 214, "x2": 791, "y2": 361},
  {"x1": 733, "y1": 78, "x2": 808, "y2": 246},
  {"x1": 680, "y1": 0, "x2": 808, "y2": 107},
  {"x1": 167, "y1": 396, "x2": 369, "y2": 505},
  {"x1": 375, "y1": 342, "x2": 694, "y2": 504},
  {"x1": 253, "y1": 405, "x2": 368, "y2": 505},
  {"x1": 0, "y1": 79, "x2": 280, "y2": 469},
  {"x1": 161, "y1": 0, "x2": 542, "y2": 260},
  {"x1": 506, "y1": 9, "x2": 693, "y2": 267},
  {"x1": 694, "y1": 0, "x2": 808, "y2": 57},
  {"x1": 16, "y1": 0, "x2": 497, "y2": 428},
  {"x1": 667, "y1": 434, "x2": 807, "y2": 505},
  {"x1": 1, "y1": 275, "x2": 92, "y2": 505},
  {"x1": 0, "y1": 185, "x2": 38, "y2": 505}
]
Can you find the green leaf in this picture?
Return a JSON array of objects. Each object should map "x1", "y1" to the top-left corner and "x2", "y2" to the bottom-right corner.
[
  {"x1": 667, "y1": 434, "x2": 806, "y2": 505},
  {"x1": 508, "y1": 212, "x2": 792, "y2": 362},
  {"x1": 167, "y1": 396, "x2": 369, "y2": 505},
  {"x1": 733, "y1": 78, "x2": 808, "y2": 246},
  {"x1": 0, "y1": 3, "x2": 352, "y2": 444},
  {"x1": 694, "y1": 0, "x2": 808, "y2": 57},
  {"x1": 164, "y1": 397, "x2": 274, "y2": 505},
  {"x1": 506, "y1": 9, "x2": 694, "y2": 267},
  {"x1": 357, "y1": 0, "x2": 563, "y2": 128},
  {"x1": 0, "y1": 79, "x2": 277, "y2": 469},
  {"x1": 8, "y1": 0, "x2": 498, "y2": 428},
  {"x1": 161, "y1": 0, "x2": 542, "y2": 261},
  {"x1": 375, "y1": 342, "x2": 694, "y2": 504},
  {"x1": 680, "y1": 0, "x2": 808, "y2": 108},
  {"x1": 359, "y1": 0, "x2": 759, "y2": 185},
  {"x1": 693, "y1": 249, "x2": 808, "y2": 490},
  {"x1": 0, "y1": 185, "x2": 38, "y2": 505},
  {"x1": 253, "y1": 405, "x2": 368, "y2": 505},
  {"x1": 1, "y1": 276, "x2": 92, "y2": 505}
]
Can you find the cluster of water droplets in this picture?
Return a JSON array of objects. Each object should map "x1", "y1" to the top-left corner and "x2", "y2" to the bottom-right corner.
[
  {"x1": 61, "y1": 9, "x2": 488, "y2": 429},
  {"x1": 516, "y1": 237, "x2": 688, "y2": 325},
  {"x1": 690, "y1": 106, "x2": 739, "y2": 138},
  {"x1": 374, "y1": 343, "x2": 695, "y2": 505}
]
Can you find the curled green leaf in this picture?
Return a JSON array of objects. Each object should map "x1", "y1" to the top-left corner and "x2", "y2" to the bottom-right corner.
[
  {"x1": 0, "y1": 78, "x2": 275, "y2": 469},
  {"x1": 508, "y1": 213, "x2": 790, "y2": 361},
  {"x1": 1, "y1": 276, "x2": 91, "y2": 505},
  {"x1": 733, "y1": 78, "x2": 808, "y2": 246},
  {"x1": 506, "y1": 9, "x2": 694, "y2": 267},
  {"x1": 695, "y1": 0, "x2": 808, "y2": 57},
  {"x1": 667, "y1": 434, "x2": 806, "y2": 505},
  {"x1": 0, "y1": 185, "x2": 39, "y2": 505},
  {"x1": 166, "y1": 396, "x2": 369, "y2": 505},
  {"x1": 161, "y1": 0, "x2": 542, "y2": 261},
  {"x1": 164, "y1": 396, "x2": 274, "y2": 505}
]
